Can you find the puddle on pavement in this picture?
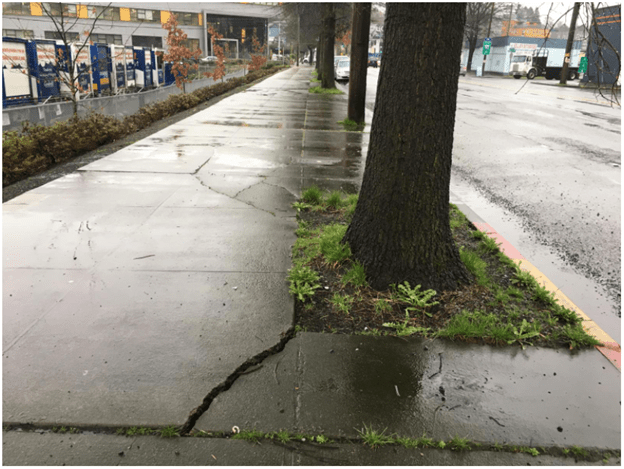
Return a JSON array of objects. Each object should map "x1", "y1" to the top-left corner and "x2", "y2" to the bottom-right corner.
[{"x1": 342, "y1": 341, "x2": 427, "y2": 422}]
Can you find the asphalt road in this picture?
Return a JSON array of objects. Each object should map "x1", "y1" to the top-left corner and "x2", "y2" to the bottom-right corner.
[{"x1": 337, "y1": 71, "x2": 621, "y2": 342}]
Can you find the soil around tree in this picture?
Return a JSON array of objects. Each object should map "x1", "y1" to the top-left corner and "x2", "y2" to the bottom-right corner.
[{"x1": 292, "y1": 200, "x2": 598, "y2": 350}]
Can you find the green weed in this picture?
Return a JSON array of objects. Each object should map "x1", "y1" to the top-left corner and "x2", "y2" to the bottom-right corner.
[
  {"x1": 292, "y1": 201, "x2": 311, "y2": 213},
  {"x1": 337, "y1": 118, "x2": 364, "y2": 131},
  {"x1": 232, "y1": 429, "x2": 265, "y2": 443},
  {"x1": 383, "y1": 317, "x2": 430, "y2": 337},
  {"x1": 436, "y1": 310, "x2": 514, "y2": 344},
  {"x1": 560, "y1": 324, "x2": 601, "y2": 349},
  {"x1": 160, "y1": 426, "x2": 179, "y2": 438},
  {"x1": 511, "y1": 263, "x2": 539, "y2": 289},
  {"x1": 276, "y1": 430, "x2": 291, "y2": 443},
  {"x1": 459, "y1": 247, "x2": 489, "y2": 285},
  {"x1": 551, "y1": 303, "x2": 581, "y2": 325},
  {"x1": 532, "y1": 284, "x2": 556, "y2": 305},
  {"x1": 391, "y1": 282, "x2": 439, "y2": 316},
  {"x1": 520, "y1": 446, "x2": 540, "y2": 457},
  {"x1": 302, "y1": 185, "x2": 323, "y2": 205},
  {"x1": 319, "y1": 224, "x2": 351, "y2": 263},
  {"x1": 288, "y1": 264, "x2": 321, "y2": 302},
  {"x1": 506, "y1": 286, "x2": 524, "y2": 299},
  {"x1": 396, "y1": 436, "x2": 419, "y2": 449},
  {"x1": 325, "y1": 191, "x2": 343, "y2": 209},
  {"x1": 330, "y1": 293, "x2": 354, "y2": 315},
  {"x1": 415, "y1": 433, "x2": 436, "y2": 448},
  {"x1": 342, "y1": 262, "x2": 368, "y2": 287},
  {"x1": 315, "y1": 435, "x2": 330, "y2": 444},
  {"x1": 449, "y1": 436, "x2": 471, "y2": 451},
  {"x1": 309, "y1": 86, "x2": 344, "y2": 95},
  {"x1": 449, "y1": 204, "x2": 469, "y2": 231},
  {"x1": 290, "y1": 281, "x2": 320, "y2": 302},
  {"x1": 508, "y1": 319, "x2": 541, "y2": 348},
  {"x1": 374, "y1": 298, "x2": 392, "y2": 315},
  {"x1": 357, "y1": 424, "x2": 394, "y2": 448},
  {"x1": 569, "y1": 445, "x2": 589, "y2": 459}
]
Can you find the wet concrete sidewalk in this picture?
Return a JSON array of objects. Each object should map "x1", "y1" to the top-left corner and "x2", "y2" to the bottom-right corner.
[{"x1": 3, "y1": 66, "x2": 620, "y2": 465}]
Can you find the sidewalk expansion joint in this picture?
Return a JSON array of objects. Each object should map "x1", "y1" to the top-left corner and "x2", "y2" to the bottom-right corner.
[{"x1": 179, "y1": 326, "x2": 297, "y2": 435}]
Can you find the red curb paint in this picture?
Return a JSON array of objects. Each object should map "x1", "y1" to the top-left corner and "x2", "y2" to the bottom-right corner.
[
  {"x1": 597, "y1": 345, "x2": 621, "y2": 371},
  {"x1": 473, "y1": 221, "x2": 621, "y2": 371},
  {"x1": 472, "y1": 222, "x2": 525, "y2": 260}
]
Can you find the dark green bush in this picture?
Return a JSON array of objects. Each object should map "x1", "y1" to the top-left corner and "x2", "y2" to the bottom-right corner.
[{"x1": 3, "y1": 66, "x2": 287, "y2": 187}]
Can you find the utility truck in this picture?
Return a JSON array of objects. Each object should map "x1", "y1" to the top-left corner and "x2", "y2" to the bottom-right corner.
[{"x1": 509, "y1": 50, "x2": 579, "y2": 80}]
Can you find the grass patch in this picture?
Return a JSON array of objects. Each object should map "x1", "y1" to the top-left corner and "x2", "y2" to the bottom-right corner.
[
  {"x1": 337, "y1": 118, "x2": 365, "y2": 131},
  {"x1": 309, "y1": 86, "x2": 344, "y2": 95},
  {"x1": 290, "y1": 187, "x2": 599, "y2": 349}
]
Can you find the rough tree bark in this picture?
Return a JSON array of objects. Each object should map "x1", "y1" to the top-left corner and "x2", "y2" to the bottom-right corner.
[
  {"x1": 316, "y1": 35, "x2": 323, "y2": 80},
  {"x1": 348, "y1": 3, "x2": 371, "y2": 124},
  {"x1": 343, "y1": 3, "x2": 470, "y2": 292},
  {"x1": 321, "y1": 3, "x2": 335, "y2": 88}
]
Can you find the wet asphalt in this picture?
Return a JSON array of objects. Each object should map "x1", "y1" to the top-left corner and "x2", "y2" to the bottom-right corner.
[{"x1": 3, "y1": 66, "x2": 621, "y2": 465}]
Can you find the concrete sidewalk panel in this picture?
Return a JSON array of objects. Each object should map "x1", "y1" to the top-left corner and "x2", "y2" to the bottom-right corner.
[
  {"x1": 4, "y1": 203, "x2": 157, "y2": 270},
  {"x1": 195, "y1": 172, "x2": 268, "y2": 199},
  {"x1": 194, "y1": 336, "x2": 299, "y2": 433},
  {"x1": 3, "y1": 271, "x2": 293, "y2": 426},
  {"x1": 3, "y1": 269, "x2": 88, "y2": 350},
  {"x1": 2, "y1": 432, "x2": 290, "y2": 466},
  {"x1": 3, "y1": 172, "x2": 192, "y2": 208},
  {"x1": 236, "y1": 182, "x2": 298, "y2": 217},
  {"x1": 204, "y1": 145, "x2": 297, "y2": 172},
  {"x1": 79, "y1": 146, "x2": 215, "y2": 174},
  {"x1": 293, "y1": 334, "x2": 620, "y2": 449},
  {"x1": 98, "y1": 207, "x2": 296, "y2": 273}
]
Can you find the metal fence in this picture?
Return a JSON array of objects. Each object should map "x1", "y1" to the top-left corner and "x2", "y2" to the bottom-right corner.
[{"x1": 2, "y1": 67, "x2": 247, "y2": 132}]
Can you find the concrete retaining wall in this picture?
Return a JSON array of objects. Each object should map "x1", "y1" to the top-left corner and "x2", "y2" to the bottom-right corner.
[{"x1": 2, "y1": 69, "x2": 246, "y2": 132}]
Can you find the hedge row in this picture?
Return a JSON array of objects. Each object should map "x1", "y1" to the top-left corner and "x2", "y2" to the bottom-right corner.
[{"x1": 3, "y1": 66, "x2": 287, "y2": 187}]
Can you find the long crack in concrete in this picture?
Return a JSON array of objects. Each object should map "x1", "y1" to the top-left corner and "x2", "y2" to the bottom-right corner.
[{"x1": 179, "y1": 326, "x2": 297, "y2": 435}]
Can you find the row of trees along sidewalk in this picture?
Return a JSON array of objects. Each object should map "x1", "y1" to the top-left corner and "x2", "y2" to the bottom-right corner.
[{"x1": 282, "y1": 2, "x2": 619, "y2": 291}]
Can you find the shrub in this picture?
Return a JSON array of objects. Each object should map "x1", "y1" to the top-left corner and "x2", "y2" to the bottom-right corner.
[{"x1": 3, "y1": 67, "x2": 286, "y2": 187}]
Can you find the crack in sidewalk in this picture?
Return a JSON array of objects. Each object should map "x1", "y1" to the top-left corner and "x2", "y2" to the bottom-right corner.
[{"x1": 179, "y1": 326, "x2": 297, "y2": 435}]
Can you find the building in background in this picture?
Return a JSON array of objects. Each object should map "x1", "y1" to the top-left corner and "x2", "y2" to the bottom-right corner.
[
  {"x1": 583, "y1": 5, "x2": 621, "y2": 85},
  {"x1": 2, "y1": 2, "x2": 280, "y2": 58}
]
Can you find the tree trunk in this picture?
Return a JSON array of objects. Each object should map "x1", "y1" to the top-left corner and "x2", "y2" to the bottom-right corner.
[
  {"x1": 344, "y1": 3, "x2": 470, "y2": 293},
  {"x1": 467, "y1": 34, "x2": 478, "y2": 72},
  {"x1": 348, "y1": 3, "x2": 371, "y2": 124},
  {"x1": 321, "y1": 3, "x2": 335, "y2": 88},
  {"x1": 560, "y1": 2, "x2": 581, "y2": 84},
  {"x1": 317, "y1": 36, "x2": 323, "y2": 81}
]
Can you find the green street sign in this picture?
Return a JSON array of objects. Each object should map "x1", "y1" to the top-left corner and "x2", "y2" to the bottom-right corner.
[
  {"x1": 579, "y1": 56, "x2": 588, "y2": 73},
  {"x1": 510, "y1": 48, "x2": 516, "y2": 53},
  {"x1": 483, "y1": 38, "x2": 492, "y2": 55}
]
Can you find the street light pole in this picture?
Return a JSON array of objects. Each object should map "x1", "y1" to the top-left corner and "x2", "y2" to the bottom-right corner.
[{"x1": 481, "y1": 2, "x2": 494, "y2": 76}]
